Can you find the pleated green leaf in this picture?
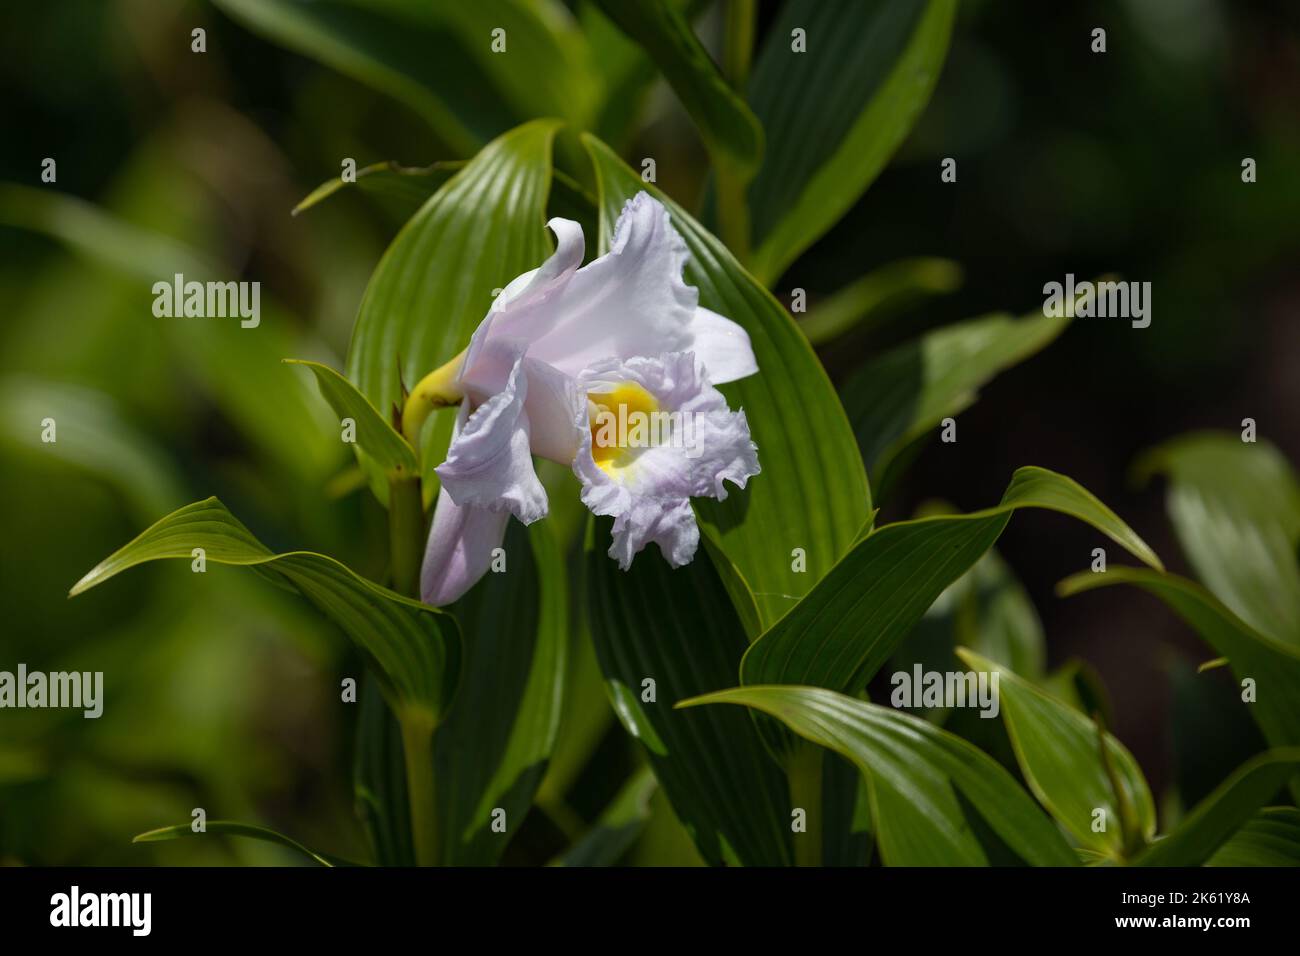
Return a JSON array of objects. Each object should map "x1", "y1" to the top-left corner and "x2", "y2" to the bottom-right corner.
[
  {"x1": 743, "y1": 467, "x2": 1161, "y2": 696},
  {"x1": 1058, "y1": 568, "x2": 1300, "y2": 764},
  {"x1": 582, "y1": 133, "x2": 871, "y2": 630},
  {"x1": 1207, "y1": 807, "x2": 1300, "y2": 866},
  {"x1": 747, "y1": 0, "x2": 957, "y2": 283},
  {"x1": 1136, "y1": 433, "x2": 1300, "y2": 645},
  {"x1": 213, "y1": 0, "x2": 592, "y2": 154},
  {"x1": 287, "y1": 360, "x2": 418, "y2": 485},
  {"x1": 346, "y1": 120, "x2": 560, "y2": 503},
  {"x1": 592, "y1": 0, "x2": 762, "y2": 171},
  {"x1": 1133, "y1": 750, "x2": 1300, "y2": 867},
  {"x1": 680, "y1": 685, "x2": 1079, "y2": 866},
  {"x1": 433, "y1": 521, "x2": 568, "y2": 864},
  {"x1": 843, "y1": 307, "x2": 1072, "y2": 497},
  {"x1": 585, "y1": 518, "x2": 794, "y2": 866},
  {"x1": 957, "y1": 649, "x2": 1156, "y2": 861},
  {"x1": 69, "y1": 498, "x2": 461, "y2": 725},
  {"x1": 134, "y1": 821, "x2": 359, "y2": 867}
]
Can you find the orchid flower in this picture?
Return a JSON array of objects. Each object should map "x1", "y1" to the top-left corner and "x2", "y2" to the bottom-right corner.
[{"x1": 406, "y1": 193, "x2": 760, "y2": 606}]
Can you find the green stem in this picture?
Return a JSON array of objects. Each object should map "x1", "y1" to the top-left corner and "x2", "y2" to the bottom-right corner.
[
  {"x1": 723, "y1": 0, "x2": 756, "y2": 90},
  {"x1": 399, "y1": 708, "x2": 438, "y2": 866},
  {"x1": 388, "y1": 473, "x2": 438, "y2": 865},
  {"x1": 788, "y1": 744, "x2": 823, "y2": 866},
  {"x1": 388, "y1": 473, "x2": 425, "y2": 600}
]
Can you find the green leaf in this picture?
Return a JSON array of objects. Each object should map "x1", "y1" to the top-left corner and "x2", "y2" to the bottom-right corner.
[
  {"x1": 134, "y1": 821, "x2": 360, "y2": 867},
  {"x1": 293, "y1": 160, "x2": 462, "y2": 217},
  {"x1": 743, "y1": 466, "x2": 1161, "y2": 697},
  {"x1": 585, "y1": 517, "x2": 794, "y2": 866},
  {"x1": 0, "y1": 376, "x2": 185, "y2": 523},
  {"x1": 213, "y1": 0, "x2": 593, "y2": 155},
  {"x1": 1136, "y1": 432, "x2": 1300, "y2": 645},
  {"x1": 679, "y1": 685, "x2": 1079, "y2": 866},
  {"x1": 747, "y1": 0, "x2": 957, "y2": 283},
  {"x1": 842, "y1": 307, "x2": 1072, "y2": 496},
  {"x1": 346, "y1": 120, "x2": 561, "y2": 505},
  {"x1": 1207, "y1": 807, "x2": 1300, "y2": 866},
  {"x1": 582, "y1": 133, "x2": 871, "y2": 630},
  {"x1": 549, "y1": 767, "x2": 657, "y2": 867},
  {"x1": 69, "y1": 498, "x2": 461, "y2": 725},
  {"x1": 1058, "y1": 568, "x2": 1300, "y2": 764},
  {"x1": 1133, "y1": 750, "x2": 1300, "y2": 866},
  {"x1": 957, "y1": 649, "x2": 1156, "y2": 861},
  {"x1": 797, "y1": 257, "x2": 962, "y2": 347},
  {"x1": 591, "y1": 0, "x2": 761, "y2": 173},
  {"x1": 286, "y1": 360, "x2": 419, "y2": 504},
  {"x1": 433, "y1": 521, "x2": 568, "y2": 864}
]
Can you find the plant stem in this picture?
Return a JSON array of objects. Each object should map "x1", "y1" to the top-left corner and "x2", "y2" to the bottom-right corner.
[
  {"x1": 723, "y1": 0, "x2": 756, "y2": 90},
  {"x1": 388, "y1": 473, "x2": 425, "y2": 600},
  {"x1": 788, "y1": 743, "x2": 823, "y2": 866},
  {"x1": 388, "y1": 473, "x2": 438, "y2": 865},
  {"x1": 399, "y1": 707, "x2": 438, "y2": 866}
]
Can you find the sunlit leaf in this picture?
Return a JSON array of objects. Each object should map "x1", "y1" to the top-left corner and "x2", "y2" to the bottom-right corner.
[
  {"x1": 743, "y1": 467, "x2": 1161, "y2": 698},
  {"x1": 287, "y1": 359, "x2": 419, "y2": 505},
  {"x1": 680, "y1": 685, "x2": 1078, "y2": 866},
  {"x1": 69, "y1": 498, "x2": 461, "y2": 725},
  {"x1": 957, "y1": 649, "x2": 1156, "y2": 861}
]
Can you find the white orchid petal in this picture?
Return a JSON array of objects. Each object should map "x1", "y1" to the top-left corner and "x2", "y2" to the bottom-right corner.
[
  {"x1": 521, "y1": 356, "x2": 585, "y2": 465},
  {"x1": 686, "y1": 307, "x2": 758, "y2": 384},
  {"x1": 420, "y1": 485, "x2": 510, "y2": 606},
  {"x1": 527, "y1": 195, "x2": 696, "y2": 374},
  {"x1": 461, "y1": 217, "x2": 585, "y2": 398},
  {"x1": 435, "y1": 366, "x2": 547, "y2": 523}
]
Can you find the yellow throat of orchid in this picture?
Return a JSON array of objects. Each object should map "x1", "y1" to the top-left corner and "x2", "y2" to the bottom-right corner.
[{"x1": 588, "y1": 382, "x2": 659, "y2": 476}]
